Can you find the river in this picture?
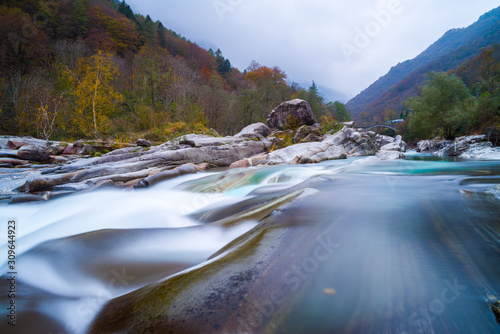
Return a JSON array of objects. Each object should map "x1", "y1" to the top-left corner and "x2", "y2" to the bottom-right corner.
[{"x1": 1, "y1": 154, "x2": 500, "y2": 333}]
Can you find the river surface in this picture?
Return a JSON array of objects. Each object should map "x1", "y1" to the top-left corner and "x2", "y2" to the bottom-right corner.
[{"x1": 1, "y1": 154, "x2": 500, "y2": 333}]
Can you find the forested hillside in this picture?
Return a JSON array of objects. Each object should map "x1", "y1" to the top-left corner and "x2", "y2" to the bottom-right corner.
[
  {"x1": 0, "y1": 0, "x2": 348, "y2": 142},
  {"x1": 347, "y1": 6, "x2": 500, "y2": 124}
]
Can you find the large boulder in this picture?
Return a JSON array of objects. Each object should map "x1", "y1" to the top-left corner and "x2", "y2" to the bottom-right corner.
[{"x1": 267, "y1": 99, "x2": 317, "y2": 130}]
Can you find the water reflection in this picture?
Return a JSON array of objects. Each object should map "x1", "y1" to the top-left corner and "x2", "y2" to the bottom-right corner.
[{"x1": 0, "y1": 156, "x2": 499, "y2": 333}]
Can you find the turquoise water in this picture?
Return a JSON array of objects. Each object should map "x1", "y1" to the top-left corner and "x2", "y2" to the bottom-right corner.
[{"x1": 1, "y1": 156, "x2": 500, "y2": 333}]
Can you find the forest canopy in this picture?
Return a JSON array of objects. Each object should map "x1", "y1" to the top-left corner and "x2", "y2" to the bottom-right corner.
[{"x1": 0, "y1": 0, "x2": 348, "y2": 142}]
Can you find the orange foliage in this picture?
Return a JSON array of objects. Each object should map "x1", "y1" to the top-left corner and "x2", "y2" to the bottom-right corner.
[
  {"x1": 245, "y1": 65, "x2": 287, "y2": 86},
  {"x1": 199, "y1": 66, "x2": 212, "y2": 82},
  {"x1": 87, "y1": 5, "x2": 140, "y2": 55}
]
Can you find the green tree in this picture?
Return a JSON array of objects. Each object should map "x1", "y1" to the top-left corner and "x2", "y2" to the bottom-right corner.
[
  {"x1": 215, "y1": 49, "x2": 231, "y2": 77},
  {"x1": 307, "y1": 81, "x2": 324, "y2": 118},
  {"x1": 406, "y1": 72, "x2": 474, "y2": 140},
  {"x1": 327, "y1": 101, "x2": 351, "y2": 122},
  {"x1": 72, "y1": 0, "x2": 89, "y2": 38}
]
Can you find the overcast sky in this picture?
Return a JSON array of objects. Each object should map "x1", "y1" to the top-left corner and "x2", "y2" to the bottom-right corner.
[{"x1": 126, "y1": 0, "x2": 500, "y2": 101}]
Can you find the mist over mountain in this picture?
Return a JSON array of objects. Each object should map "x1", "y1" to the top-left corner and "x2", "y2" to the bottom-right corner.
[{"x1": 347, "y1": 6, "x2": 500, "y2": 123}]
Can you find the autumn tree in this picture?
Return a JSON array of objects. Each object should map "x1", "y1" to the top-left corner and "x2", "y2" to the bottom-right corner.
[
  {"x1": 244, "y1": 63, "x2": 291, "y2": 119},
  {"x1": 478, "y1": 48, "x2": 500, "y2": 96},
  {"x1": 62, "y1": 51, "x2": 122, "y2": 137},
  {"x1": 35, "y1": 82, "x2": 64, "y2": 143}
]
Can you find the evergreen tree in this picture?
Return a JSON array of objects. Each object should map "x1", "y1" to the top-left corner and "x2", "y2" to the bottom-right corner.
[
  {"x1": 72, "y1": 0, "x2": 89, "y2": 38},
  {"x1": 157, "y1": 21, "x2": 167, "y2": 48},
  {"x1": 118, "y1": 1, "x2": 136, "y2": 22},
  {"x1": 215, "y1": 49, "x2": 231, "y2": 76},
  {"x1": 307, "y1": 81, "x2": 324, "y2": 118}
]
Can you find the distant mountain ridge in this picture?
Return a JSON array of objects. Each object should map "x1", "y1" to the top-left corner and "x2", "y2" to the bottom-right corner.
[{"x1": 347, "y1": 6, "x2": 500, "y2": 121}]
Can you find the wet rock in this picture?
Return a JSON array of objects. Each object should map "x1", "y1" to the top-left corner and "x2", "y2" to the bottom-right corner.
[
  {"x1": 134, "y1": 164, "x2": 197, "y2": 189},
  {"x1": 267, "y1": 99, "x2": 317, "y2": 130},
  {"x1": 136, "y1": 139, "x2": 152, "y2": 147},
  {"x1": 17, "y1": 145, "x2": 52, "y2": 163},
  {"x1": 228, "y1": 154, "x2": 269, "y2": 169},
  {"x1": 0, "y1": 158, "x2": 29, "y2": 166},
  {"x1": 7, "y1": 140, "x2": 30, "y2": 150},
  {"x1": 51, "y1": 156, "x2": 69, "y2": 163},
  {"x1": 8, "y1": 194, "x2": 45, "y2": 204},
  {"x1": 376, "y1": 150, "x2": 405, "y2": 160},
  {"x1": 0, "y1": 136, "x2": 49, "y2": 149},
  {"x1": 41, "y1": 190, "x2": 75, "y2": 200},
  {"x1": 424, "y1": 135, "x2": 500, "y2": 159},
  {"x1": 267, "y1": 140, "x2": 347, "y2": 165},
  {"x1": 416, "y1": 138, "x2": 439, "y2": 153},
  {"x1": 0, "y1": 149, "x2": 19, "y2": 158},
  {"x1": 61, "y1": 146, "x2": 77, "y2": 155},
  {"x1": 23, "y1": 172, "x2": 78, "y2": 193},
  {"x1": 195, "y1": 163, "x2": 210, "y2": 171}
]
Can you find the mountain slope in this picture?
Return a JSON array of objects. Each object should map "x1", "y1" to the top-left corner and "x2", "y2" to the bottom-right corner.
[{"x1": 347, "y1": 6, "x2": 500, "y2": 122}]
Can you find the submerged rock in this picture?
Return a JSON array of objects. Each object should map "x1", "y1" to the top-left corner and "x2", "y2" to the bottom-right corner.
[{"x1": 88, "y1": 182, "x2": 326, "y2": 334}]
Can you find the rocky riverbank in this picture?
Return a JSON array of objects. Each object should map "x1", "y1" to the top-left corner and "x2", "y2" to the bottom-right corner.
[
  {"x1": 0, "y1": 99, "x2": 409, "y2": 204},
  {"x1": 416, "y1": 133, "x2": 500, "y2": 160}
]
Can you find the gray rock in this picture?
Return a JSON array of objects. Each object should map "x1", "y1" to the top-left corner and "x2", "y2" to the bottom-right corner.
[
  {"x1": 267, "y1": 99, "x2": 317, "y2": 130},
  {"x1": 136, "y1": 139, "x2": 152, "y2": 147},
  {"x1": 266, "y1": 138, "x2": 347, "y2": 165},
  {"x1": 416, "y1": 139, "x2": 439, "y2": 153},
  {"x1": 376, "y1": 150, "x2": 405, "y2": 160},
  {"x1": 293, "y1": 125, "x2": 313, "y2": 143},
  {"x1": 301, "y1": 133, "x2": 323, "y2": 143},
  {"x1": 0, "y1": 136, "x2": 51, "y2": 149},
  {"x1": 134, "y1": 164, "x2": 197, "y2": 189},
  {"x1": 0, "y1": 149, "x2": 19, "y2": 158},
  {"x1": 340, "y1": 121, "x2": 355, "y2": 128},
  {"x1": 235, "y1": 123, "x2": 271, "y2": 138}
]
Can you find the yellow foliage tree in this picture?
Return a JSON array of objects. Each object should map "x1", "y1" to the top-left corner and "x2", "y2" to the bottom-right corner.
[{"x1": 63, "y1": 51, "x2": 122, "y2": 138}]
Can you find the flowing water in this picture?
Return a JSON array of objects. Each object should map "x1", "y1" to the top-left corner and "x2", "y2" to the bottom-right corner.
[{"x1": 1, "y1": 154, "x2": 500, "y2": 333}]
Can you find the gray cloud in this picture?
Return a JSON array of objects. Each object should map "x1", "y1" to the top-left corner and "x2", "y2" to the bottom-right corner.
[{"x1": 126, "y1": 0, "x2": 500, "y2": 100}]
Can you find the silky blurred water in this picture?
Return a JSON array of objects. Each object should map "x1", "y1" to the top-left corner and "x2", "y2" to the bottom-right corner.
[{"x1": 0, "y1": 156, "x2": 499, "y2": 333}]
